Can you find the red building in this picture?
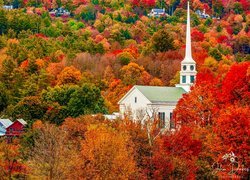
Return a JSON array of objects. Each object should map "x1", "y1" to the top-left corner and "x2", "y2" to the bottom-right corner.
[{"x1": 5, "y1": 119, "x2": 27, "y2": 137}]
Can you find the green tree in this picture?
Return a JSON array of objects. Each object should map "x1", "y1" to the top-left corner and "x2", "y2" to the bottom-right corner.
[
  {"x1": 0, "y1": 83, "x2": 8, "y2": 112},
  {"x1": 212, "y1": 0, "x2": 224, "y2": 17},
  {"x1": 233, "y1": 2, "x2": 243, "y2": 14},
  {"x1": 209, "y1": 48, "x2": 222, "y2": 61},
  {"x1": 0, "y1": 10, "x2": 7, "y2": 34},
  {"x1": 11, "y1": 96, "x2": 46, "y2": 125},
  {"x1": 42, "y1": 84, "x2": 107, "y2": 121},
  {"x1": 41, "y1": 85, "x2": 78, "y2": 106},
  {"x1": 67, "y1": 83, "x2": 107, "y2": 117},
  {"x1": 204, "y1": 18, "x2": 212, "y2": 26},
  {"x1": 150, "y1": 29, "x2": 175, "y2": 53}
]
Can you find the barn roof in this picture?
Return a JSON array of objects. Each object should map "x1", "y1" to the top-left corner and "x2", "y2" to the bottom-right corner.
[{"x1": 17, "y1": 119, "x2": 27, "y2": 125}]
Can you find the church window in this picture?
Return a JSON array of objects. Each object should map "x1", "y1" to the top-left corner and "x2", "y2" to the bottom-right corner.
[
  {"x1": 190, "y1": 75, "x2": 195, "y2": 83},
  {"x1": 158, "y1": 112, "x2": 165, "y2": 128},
  {"x1": 183, "y1": 65, "x2": 187, "y2": 71},
  {"x1": 135, "y1": 97, "x2": 137, "y2": 103},
  {"x1": 190, "y1": 65, "x2": 194, "y2": 71},
  {"x1": 182, "y1": 76, "x2": 186, "y2": 83},
  {"x1": 170, "y1": 112, "x2": 175, "y2": 129}
]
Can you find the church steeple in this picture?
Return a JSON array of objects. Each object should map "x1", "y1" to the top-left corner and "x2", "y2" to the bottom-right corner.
[
  {"x1": 184, "y1": 1, "x2": 195, "y2": 63},
  {"x1": 176, "y1": 1, "x2": 197, "y2": 92}
]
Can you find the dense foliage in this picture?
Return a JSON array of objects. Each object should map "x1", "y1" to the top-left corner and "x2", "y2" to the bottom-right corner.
[{"x1": 0, "y1": 0, "x2": 249, "y2": 178}]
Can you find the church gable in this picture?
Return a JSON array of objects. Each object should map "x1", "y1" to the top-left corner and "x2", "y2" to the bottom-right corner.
[{"x1": 118, "y1": 86, "x2": 151, "y2": 106}]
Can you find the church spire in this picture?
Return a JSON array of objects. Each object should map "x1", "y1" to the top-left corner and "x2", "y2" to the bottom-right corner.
[
  {"x1": 175, "y1": 1, "x2": 197, "y2": 92},
  {"x1": 183, "y1": 1, "x2": 195, "y2": 63}
]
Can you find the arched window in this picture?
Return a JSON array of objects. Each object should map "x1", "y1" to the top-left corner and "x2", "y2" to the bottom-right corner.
[
  {"x1": 182, "y1": 76, "x2": 186, "y2": 83},
  {"x1": 190, "y1": 65, "x2": 194, "y2": 71},
  {"x1": 183, "y1": 65, "x2": 187, "y2": 71},
  {"x1": 190, "y1": 75, "x2": 195, "y2": 83}
]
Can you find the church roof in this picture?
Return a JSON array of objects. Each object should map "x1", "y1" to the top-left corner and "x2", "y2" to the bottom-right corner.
[{"x1": 135, "y1": 85, "x2": 186, "y2": 103}]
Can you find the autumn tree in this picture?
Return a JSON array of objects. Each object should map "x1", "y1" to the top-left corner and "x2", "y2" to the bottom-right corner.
[
  {"x1": 74, "y1": 124, "x2": 137, "y2": 179},
  {"x1": 120, "y1": 62, "x2": 145, "y2": 85},
  {"x1": 149, "y1": 77, "x2": 163, "y2": 86},
  {"x1": 57, "y1": 66, "x2": 82, "y2": 85},
  {"x1": 174, "y1": 68, "x2": 219, "y2": 127},
  {"x1": 150, "y1": 29, "x2": 175, "y2": 53},
  {"x1": 10, "y1": 96, "x2": 46, "y2": 125},
  {"x1": 0, "y1": 139, "x2": 26, "y2": 179},
  {"x1": 46, "y1": 62, "x2": 65, "y2": 85},
  {"x1": 214, "y1": 105, "x2": 250, "y2": 171},
  {"x1": 0, "y1": 82, "x2": 8, "y2": 112},
  {"x1": 219, "y1": 62, "x2": 250, "y2": 105},
  {"x1": 42, "y1": 83, "x2": 107, "y2": 122},
  {"x1": 130, "y1": 0, "x2": 156, "y2": 8},
  {"x1": 104, "y1": 79, "x2": 132, "y2": 112},
  {"x1": 153, "y1": 126, "x2": 202, "y2": 179},
  {"x1": 27, "y1": 123, "x2": 77, "y2": 179},
  {"x1": 61, "y1": 114, "x2": 106, "y2": 144},
  {"x1": 66, "y1": 83, "x2": 107, "y2": 117}
]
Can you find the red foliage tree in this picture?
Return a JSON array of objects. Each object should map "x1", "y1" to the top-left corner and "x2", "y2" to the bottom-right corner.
[
  {"x1": 174, "y1": 68, "x2": 219, "y2": 127},
  {"x1": 153, "y1": 126, "x2": 202, "y2": 179},
  {"x1": 130, "y1": 0, "x2": 156, "y2": 7},
  {"x1": 191, "y1": 29, "x2": 205, "y2": 42},
  {"x1": 214, "y1": 105, "x2": 250, "y2": 170},
  {"x1": 220, "y1": 62, "x2": 250, "y2": 105}
]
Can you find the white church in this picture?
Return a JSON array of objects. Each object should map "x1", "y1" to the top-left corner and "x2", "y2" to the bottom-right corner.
[{"x1": 118, "y1": 2, "x2": 197, "y2": 129}]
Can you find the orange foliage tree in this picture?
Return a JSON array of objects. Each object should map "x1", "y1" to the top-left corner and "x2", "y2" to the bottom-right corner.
[
  {"x1": 0, "y1": 140, "x2": 26, "y2": 178},
  {"x1": 74, "y1": 124, "x2": 137, "y2": 179},
  {"x1": 46, "y1": 62, "x2": 65, "y2": 85},
  {"x1": 104, "y1": 79, "x2": 132, "y2": 112},
  {"x1": 57, "y1": 66, "x2": 82, "y2": 85},
  {"x1": 120, "y1": 62, "x2": 145, "y2": 85}
]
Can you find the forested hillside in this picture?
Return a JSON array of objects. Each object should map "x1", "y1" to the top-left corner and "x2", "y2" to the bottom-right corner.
[{"x1": 0, "y1": 0, "x2": 249, "y2": 178}]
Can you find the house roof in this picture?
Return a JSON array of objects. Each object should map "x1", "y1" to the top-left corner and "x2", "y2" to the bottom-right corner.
[
  {"x1": 0, "y1": 119, "x2": 13, "y2": 128},
  {"x1": 17, "y1": 119, "x2": 27, "y2": 125},
  {"x1": 135, "y1": 85, "x2": 186, "y2": 103},
  {"x1": 152, "y1": 9, "x2": 165, "y2": 13}
]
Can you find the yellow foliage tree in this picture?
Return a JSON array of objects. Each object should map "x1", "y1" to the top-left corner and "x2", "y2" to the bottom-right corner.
[
  {"x1": 120, "y1": 62, "x2": 145, "y2": 85},
  {"x1": 74, "y1": 124, "x2": 137, "y2": 179},
  {"x1": 57, "y1": 66, "x2": 82, "y2": 85}
]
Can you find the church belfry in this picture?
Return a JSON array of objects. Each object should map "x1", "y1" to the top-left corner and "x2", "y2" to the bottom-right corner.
[{"x1": 176, "y1": 1, "x2": 197, "y2": 92}]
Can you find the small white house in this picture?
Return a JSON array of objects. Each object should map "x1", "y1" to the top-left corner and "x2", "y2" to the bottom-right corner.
[
  {"x1": 3, "y1": 5, "x2": 13, "y2": 10},
  {"x1": 118, "y1": 2, "x2": 197, "y2": 130},
  {"x1": 148, "y1": 8, "x2": 167, "y2": 17},
  {"x1": 195, "y1": 9, "x2": 210, "y2": 19}
]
